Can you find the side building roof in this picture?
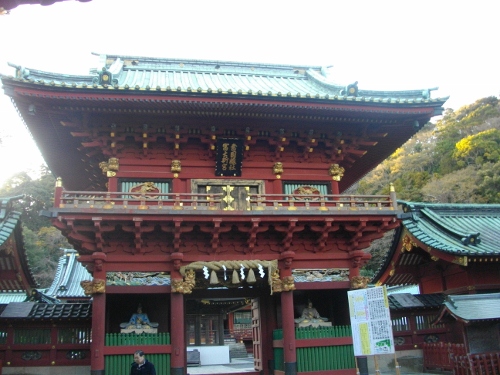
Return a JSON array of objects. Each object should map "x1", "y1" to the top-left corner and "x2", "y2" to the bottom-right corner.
[
  {"x1": 373, "y1": 202, "x2": 500, "y2": 286},
  {"x1": 0, "y1": 195, "x2": 37, "y2": 292},
  {"x1": 0, "y1": 301, "x2": 91, "y2": 320},
  {"x1": 435, "y1": 293, "x2": 500, "y2": 324},
  {"x1": 45, "y1": 249, "x2": 91, "y2": 300}
]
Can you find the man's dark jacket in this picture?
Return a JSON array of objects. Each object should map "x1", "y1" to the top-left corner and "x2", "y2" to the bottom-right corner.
[{"x1": 130, "y1": 359, "x2": 156, "y2": 375}]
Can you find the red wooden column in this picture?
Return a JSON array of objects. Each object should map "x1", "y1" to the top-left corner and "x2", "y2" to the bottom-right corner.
[
  {"x1": 170, "y1": 267, "x2": 185, "y2": 375},
  {"x1": 331, "y1": 180, "x2": 340, "y2": 195},
  {"x1": 90, "y1": 252, "x2": 106, "y2": 375},
  {"x1": 280, "y1": 260, "x2": 297, "y2": 375}
]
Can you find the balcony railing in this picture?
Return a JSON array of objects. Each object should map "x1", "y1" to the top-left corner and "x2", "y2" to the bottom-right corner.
[{"x1": 55, "y1": 190, "x2": 398, "y2": 212}]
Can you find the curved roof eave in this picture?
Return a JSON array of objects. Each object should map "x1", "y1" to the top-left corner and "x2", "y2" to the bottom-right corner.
[
  {"x1": 2, "y1": 54, "x2": 449, "y2": 107},
  {"x1": 400, "y1": 201, "x2": 500, "y2": 257}
]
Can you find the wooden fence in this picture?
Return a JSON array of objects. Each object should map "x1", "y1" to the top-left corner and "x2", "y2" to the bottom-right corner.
[
  {"x1": 104, "y1": 333, "x2": 170, "y2": 375},
  {"x1": 453, "y1": 352, "x2": 500, "y2": 375},
  {"x1": 273, "y1": 326, "x2": 354, "y2": 374},
  {"x1": 423, "y1": 342, "x2": 466, "y2": 371}
]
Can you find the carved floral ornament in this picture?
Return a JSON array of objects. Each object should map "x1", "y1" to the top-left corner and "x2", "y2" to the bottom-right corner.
[
  {"x1": 171, "y1": 159, "x2": 181, "y2": 177},
  {"x1": 329, "y1": 163, "x2": 345, "y2": 181},
  {"x1": 0, "y1": 237, "x2": 15, "y2": 255},
  {"x1": 350, "y1": 276, "x2": 370, "y2": 289},
  {"x1": 273, "y1": 162, "x2": 283, "y2": 178},
  {"x1": 129, "y1": 182, "x2": 160, "y2": 198},
  {"x1": 401, "y1": 234, "x2": 416, "y2": 252},
  {"x1": 80, "y1": 279, "x2": 106, "y2": 295},
  {"x1": 99, "y1": 157, "x2": 119, "y2": 177}
]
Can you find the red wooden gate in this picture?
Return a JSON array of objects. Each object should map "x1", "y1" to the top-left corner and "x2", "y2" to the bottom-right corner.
[{"x1": 252, "y1": 298, "x2": 262, "y2": 371}]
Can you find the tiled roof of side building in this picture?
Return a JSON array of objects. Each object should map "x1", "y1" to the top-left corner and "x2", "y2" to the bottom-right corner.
[
  {"x1": 400, "y1": 201, "x2": 500, "y2": 257},
  {"x1": 0, "y1": 301, "x2": 92, "y2": 320},
  {"x1": 2, "y1": 53, "x2": 448, "y2": 107},
  {"x1": 436, "y1": 293, "x2": 500, "y2": 323},
  {"x1": 45, "y1": 249, "x2": 92, "y2": 299},
  {"x1": 388, "y1": 293, "x2": 445, "y2": 311},
  {"x1": 0, "y1": 195, "x2": 37, "y2": 291}
]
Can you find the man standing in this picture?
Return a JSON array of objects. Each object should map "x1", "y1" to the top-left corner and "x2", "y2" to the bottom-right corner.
[{"x1": 130, "y1": 350, "x2": 156, "y2": 375}]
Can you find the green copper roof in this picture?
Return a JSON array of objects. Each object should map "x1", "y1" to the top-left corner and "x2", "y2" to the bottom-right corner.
[
  {"x1": 0, "y1": 195, "x2": 23, "y2": 246},
  {"x1": 45, "y1": 249, "x2": 91, "y2": 299},
  {"x1": 400, "y1": 201, "x2": 500, "y2": 257},
  {"x1": 2, "y1": 53, "x2": 447, "y2": 109},
  {"x1": 438, "y1": 293, "x2": 500, "y2": 323}
]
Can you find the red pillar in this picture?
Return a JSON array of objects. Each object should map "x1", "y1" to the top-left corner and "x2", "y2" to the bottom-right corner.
[
  {"x1": 281, "y1": 290, "x2": 297, "y2": 375},
  {"x1": 170, "y1": 290, "x2": 185, "y2": 375},
  {"x1": 90, "y1": 253, "x2": 106, "y2": 375},
  {"x1": 331, "y1": 180, "x2": 340, "y2": 195}
]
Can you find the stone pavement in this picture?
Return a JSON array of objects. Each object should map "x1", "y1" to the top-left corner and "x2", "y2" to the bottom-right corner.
[{"x1": 185, "y1": 356, "x2": 438, "y2": 375}]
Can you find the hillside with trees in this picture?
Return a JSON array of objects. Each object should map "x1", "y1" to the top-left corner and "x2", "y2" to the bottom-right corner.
[
  {"x1": 359, "y1": 96, "x2": 500, "y2": 276},
  {"x1": 0, "y1": 168, "x2": 71, "y2": 287},
  {"x1": 1, "y1": 97, "x2": 499, "y2": 285}
]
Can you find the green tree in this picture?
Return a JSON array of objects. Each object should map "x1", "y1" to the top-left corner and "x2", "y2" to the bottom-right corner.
[
  {"x1": 0, "y1": 167, "x2": 55, "y2": 231},
  {"x1": 475, "y1": 161, "x2": 500, "y2": 203},
  {"x1": 453, "y1": 128, "x2": 500, "y2": 167},
  {"x1": 23, "y1": 226, "x2": 71, "y2": 288}
]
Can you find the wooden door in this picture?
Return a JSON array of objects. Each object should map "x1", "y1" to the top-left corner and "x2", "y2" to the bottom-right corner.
[
  {"x1": 252, "y1": 297, "x2": 262, "y2": 371},
  {"x1": 202, "y1": 184, "x2": 258, "y2": 210}
]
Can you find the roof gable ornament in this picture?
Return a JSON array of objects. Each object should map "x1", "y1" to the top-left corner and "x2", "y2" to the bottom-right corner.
[
  {"x1": 341, "y1": 81, "x2": 359, "y2": 97},
  {"x1": 94, "y1": 67, "x2": 118, "y2": 87}
]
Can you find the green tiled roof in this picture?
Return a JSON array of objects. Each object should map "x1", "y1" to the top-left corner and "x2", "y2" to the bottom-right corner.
[
  {"x1": 437, "y1": 293, "x2": 500, "y2": 323},
  {"x1": 45, "y1": 249, "x2": 91, "y2": 299},
  {"x1": 400, "y1": 202, "x2": 500, "y2": 257},
  {"x1": 0, "y1": 302, "x2": 92, "y2": 320},
  {"x1": 3, "y1": 53, "x2": 447, "y2": 108},
  {"x1": 0, "y1": 196, "x2": 23, "y2": 247},
  {"x1": 0, "y1": 195, "x2": 37, "y2": 291}
]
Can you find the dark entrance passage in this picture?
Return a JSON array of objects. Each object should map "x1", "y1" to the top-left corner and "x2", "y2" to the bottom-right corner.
[{"x1": 185, "y1": 287, "x2": 273, "y2": 375}]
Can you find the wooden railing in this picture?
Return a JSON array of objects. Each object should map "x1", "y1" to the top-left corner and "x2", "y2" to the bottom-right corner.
[
  {"x1": 57, "y1": 191, "x2": 223, "y2": 210},
  {"x1": 249, "y1": 193, "x2": 397, "y2": 211},
  {"x1": 55, "y1": 190, "x2": 398, "y2": 212},
  {"x1": 0, "y1": 325, "x2": 91, "y2": 367},
  {"x1": 453, "y1": 352, "x2": 500, "y2": 375},
  {"x1": 423, "y1": 342, "x2": 466, "y2": 371},
  {"x1": 391, "y1": 312, "x2": 449, "y2": 350}
]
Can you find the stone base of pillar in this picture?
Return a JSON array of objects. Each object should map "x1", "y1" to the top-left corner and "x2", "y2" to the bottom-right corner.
[
  {"x1": 284, "y1": 361, "x2": 297, "y2": 375},
  {"x1": 171, "y1": 366, "x2": 185, "y2": 375}
]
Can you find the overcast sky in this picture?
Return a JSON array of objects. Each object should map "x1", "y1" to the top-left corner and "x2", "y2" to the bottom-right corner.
[{"x1": 0, "y1": 0, "x2": 498, "y2": 185}]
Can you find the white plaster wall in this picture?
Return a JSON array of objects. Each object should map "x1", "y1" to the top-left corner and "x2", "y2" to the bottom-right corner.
[{"x1": 188, "y1": 346, "x2": 230, "y2": 365}]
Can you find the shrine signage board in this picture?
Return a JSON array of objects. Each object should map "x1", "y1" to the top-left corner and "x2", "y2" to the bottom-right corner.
[
  {"x1": 348, "y1": 286, "x2": 395, "y2": 356},
  {"x1": 215, "y1": 138, "x2": 243, "y2": 176}
]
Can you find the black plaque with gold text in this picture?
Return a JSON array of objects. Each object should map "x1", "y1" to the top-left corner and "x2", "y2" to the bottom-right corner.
[{"x1": 215, "y1": 138, "x2": 243, "y2": 176}]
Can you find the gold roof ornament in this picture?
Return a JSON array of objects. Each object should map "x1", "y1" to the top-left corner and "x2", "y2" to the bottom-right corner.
[
  {"x1": 329, "y1": 163, "x2": 345, "y2": 181},
  {"x1": 99, "y1": 157, "x2": 119, "y2": 177},
  {"x1": 273, "y1": 162, "x2": 283, "y2": 179},
  {"x1": 171, "y1": 159, "x2": 181, "y2": 178}
]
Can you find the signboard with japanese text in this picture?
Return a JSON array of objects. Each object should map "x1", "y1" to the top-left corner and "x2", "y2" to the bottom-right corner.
[
  {"x1": 215, "y1": 138, "x2": 243, "y2": 176},
  {"x1": 348, "y1": 286, "x2": 395, "y2": 356}
]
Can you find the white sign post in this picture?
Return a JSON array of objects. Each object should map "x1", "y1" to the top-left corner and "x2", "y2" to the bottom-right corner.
[{"x1": 348, "y1": 286, "x2": 398, "y2": 375}]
